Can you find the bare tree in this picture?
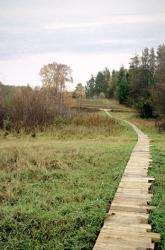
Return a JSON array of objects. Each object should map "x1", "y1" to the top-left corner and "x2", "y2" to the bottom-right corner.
[{"x1": 40, "y1": 62, "x2": 72, "y2": 113}]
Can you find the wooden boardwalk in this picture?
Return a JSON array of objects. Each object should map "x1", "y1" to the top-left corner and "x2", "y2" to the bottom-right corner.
[{"x1": 93, "y1": 111, "x2": 160, "y2": 250}]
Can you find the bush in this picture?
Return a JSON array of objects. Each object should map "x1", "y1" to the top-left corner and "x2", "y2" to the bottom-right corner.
[
  {"x1": 0, "y1": 106, "x2": 4, "y2": 128},
  {"x1": 99, "y1": 92, "x2": 105, "y2": 99},
  {"x1": 135, "y1": 98, "x2": 153, "y2": 118},
  {"x1": 72, "y1": 112, "x2": 118, "y2": 128},
  {"x1": 0, "y1": 86, "x2": 74, "y2": 132},
  {"x1": 3, "y1": 119, "x2": 13, "y2": 131},
  {"x1": 54, "y1": 117, "x2": 71, "y2": 127},
  {"x1": 155, "y1": 117, "x2": 165, "y2": 131}
]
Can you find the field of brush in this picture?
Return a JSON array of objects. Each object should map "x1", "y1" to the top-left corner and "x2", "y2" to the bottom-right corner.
[{"x1": 0, "y1": 111, "x2": 136, "y2": 249}]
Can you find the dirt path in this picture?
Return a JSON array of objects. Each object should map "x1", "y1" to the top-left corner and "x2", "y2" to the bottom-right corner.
[{"x1": 93, "y1": 110, "x2": 160, "y2": 250}]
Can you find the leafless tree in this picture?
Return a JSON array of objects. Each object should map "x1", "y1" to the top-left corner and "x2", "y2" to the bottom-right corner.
[{"x1": 40, "y1": 62, "x2": 72, "y2": 113}]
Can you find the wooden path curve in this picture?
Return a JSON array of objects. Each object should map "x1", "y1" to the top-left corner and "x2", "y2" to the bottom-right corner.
[{"x1": 93, "y1": 110, "x2": 160, "y2": 250}]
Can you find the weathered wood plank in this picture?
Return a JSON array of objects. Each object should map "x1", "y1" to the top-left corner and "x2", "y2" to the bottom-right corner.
[{"x1": 93, "y1": 110, "x2": 160, "y2": 250}]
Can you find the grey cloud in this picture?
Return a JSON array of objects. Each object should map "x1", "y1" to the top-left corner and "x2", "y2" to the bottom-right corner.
[
  {"x1": 0, "y1": 19, "x2": 165, "y2": 60},
  {"x1": 0, "y1": 0, "x2": 165, "y2": 85},
  {"x1": 0, "y1": 0, "x2": 165, "y2": 60}
]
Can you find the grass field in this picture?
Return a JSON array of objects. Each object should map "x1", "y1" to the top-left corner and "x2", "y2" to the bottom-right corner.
[
  {"x1": 0, "y1": 112, "x2": 136, "y2": 250},
  {"x1": 77, "y1": 98, "x2": 132, "y2": 112},
  {"x1": 1, "y1": 98, "x2": 164, "y2": 250},
  {"x1": 112, "y1": 111, "x2": 165, "y2": 250}
]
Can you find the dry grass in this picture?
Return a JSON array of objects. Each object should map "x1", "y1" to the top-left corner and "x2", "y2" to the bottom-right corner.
[
  {"x1": 77, "y1": 98, "x2": 133, "y2": 112},
  {"x1": 0, "y1": 111, "x2": 136, "y2": 250}
]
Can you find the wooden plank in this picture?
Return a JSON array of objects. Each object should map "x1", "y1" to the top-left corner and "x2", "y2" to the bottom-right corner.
[
  {"x1": 103, "y1": 222, "x2": 152, "y2": 232},
  {"x1": 117, "y1": 187, "x2": 149, "y2": 193},
  {"x1": 93, "y1": 110, "x2": 160, "y2": 250},
  {"x1": 112, "y1": 199, "x2": 148, "y2": 206},
  {"x1": 148, "y1": 232, "x2": 161, "y2": 242},
  {"x1": 121, "y1": 176, "x2": 155, "y2": 182},
  {"x1": 108, "y1": 210, "x2": 149, "y2": 222},
  {"x1": 95, "y1": 233, "x2": 153, "y2": 248},
  {"x1": 115, "y1": 193, "x2": 153, "y2": 199},
  {"x1": 94, "y1": 242, "x2": 155, "y2": 250},
  {"x1": 110, "y1": 204, "x2": 154, "y2": 213}
]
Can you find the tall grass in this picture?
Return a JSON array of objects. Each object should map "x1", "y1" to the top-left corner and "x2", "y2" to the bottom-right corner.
[{"x1": 0, "y1": 112, "x2": 136, "y2": 250}]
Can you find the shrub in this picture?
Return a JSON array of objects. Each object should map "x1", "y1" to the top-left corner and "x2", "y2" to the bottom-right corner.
[
  {"x1": 135, "y1": 97, "x2": 153, "y2": 118},
  {"x1": 99, "y1": 92, "x2": 105, "y2": 99},
  {"x1": 0, "y1": 105, "x2": 4, "y2": 128},
  {"x1": 155, "y1": 116, "x2": 165, "y2": 131},
  {"x1": 0, "y1": 86, "x2": 74, "y2": 132},
  {"x1": 3, "y1": 119, "x2": 13, "y2": 131},
  {"x1": 72, "y1": 112, "x2": 118, "y2": 128}
]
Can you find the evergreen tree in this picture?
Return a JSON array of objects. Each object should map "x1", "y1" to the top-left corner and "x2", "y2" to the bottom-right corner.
[
  {"x1": 95, "y1": 71, "x2": 106, "y2": 96},
  {"x1": 141, "y1": 48, "x2": 150, "y2": 87},
  {"x1": 130, "y1": 55, "x2": 140, "y2": 69},
  {"x1": 103, "y1": 68, "x2": 111, "y2": 97},
  {"x1": 149, "y1": 48, "x2": 156, "y2": 85},
  {"x1": 152, "y1": 44, "x2": 165, "y2": 118},
  {"x1": 85, "y1": 75, "x2": 95, "y2": 97},
  {"x1": 128, "y1": 55, "x2": 141, "y2": 103},
  {"x1": 141, "y1": 48, "x2": 149, "y2": 69},
  {"x1": 128, "y1": 52, "x2": 153, "y2": 117},
  {"x1": 84, "y1": 43, "x2": 164, "y2": 121},
  {"x1": 156, "y1": 44, "x2": 165, "y2": 84},
  {"x1": 108, "y1": 70, "x2": 118, "y2": 98},
  {"x1": 117, "y1": 67, "x2": 129, "y2": 104}
]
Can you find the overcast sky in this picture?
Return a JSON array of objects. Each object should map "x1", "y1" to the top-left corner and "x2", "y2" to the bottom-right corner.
[{"x1": 0, "y1": 0, "x2": 165, "y2": 89}]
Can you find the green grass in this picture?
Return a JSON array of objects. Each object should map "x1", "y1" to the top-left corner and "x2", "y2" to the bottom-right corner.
[
  {"x1": 72, "y1": 100, "x2": 165, "y2": 249},
  {"x1": 149, "y1": 131, "x2": 165, "y2": 250},
  {"x1": 0, "y1": 113, "x2": 136, "y2": 249},
  {"x1": 78, "y1": 98, "x2": 132, "y2": 112},
  {"x1": 112, "y1": 110, "x2": 165, "y2": 250},
  {"x1": 79, "y1": 98, "x2": 112, "y2": 108}
]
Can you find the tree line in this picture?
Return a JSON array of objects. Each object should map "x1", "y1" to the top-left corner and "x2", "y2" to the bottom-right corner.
[
  {"x1": 0, "y1": 44, "x2": 165, "y2": 132},
  {"x1": 85, "y1": 44, "x2": 165, "y2": 125}
]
